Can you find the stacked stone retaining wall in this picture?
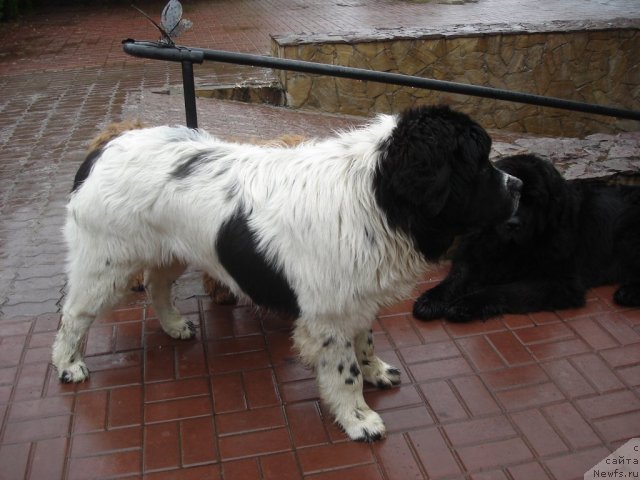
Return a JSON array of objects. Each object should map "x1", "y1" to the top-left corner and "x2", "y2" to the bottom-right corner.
[{"x1": 271, "y1": 20, "x2": 640, "y2": 136}]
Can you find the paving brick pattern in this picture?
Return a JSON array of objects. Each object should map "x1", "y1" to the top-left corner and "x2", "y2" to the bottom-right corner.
[
  {"x1": 0, "y1": 1, "x2": 639, "y2": 479},
  {"x1": 2, "y1": 269, "x2": 639, "y2": 479}
]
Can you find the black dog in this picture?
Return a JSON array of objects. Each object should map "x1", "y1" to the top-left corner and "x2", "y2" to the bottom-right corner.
[{"x1": 413, "y1": 154, "x2": 640, "y2": 322}]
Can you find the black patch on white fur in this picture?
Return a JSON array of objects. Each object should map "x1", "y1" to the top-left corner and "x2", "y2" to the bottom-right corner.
[
  {"x1": 72, "y1": 147, "x2": 103, "y2": 193},
  {"x1": 172, "y1": 151, "x2": 218, "y2": 179},
  {"x1": 216, "y1": 210, "x2": 300, "y2": 316}
]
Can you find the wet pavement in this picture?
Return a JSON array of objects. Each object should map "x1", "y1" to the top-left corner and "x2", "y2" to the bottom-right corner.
[{"x1": 0, "y1": 1, "x2": 639, "y2": 479}]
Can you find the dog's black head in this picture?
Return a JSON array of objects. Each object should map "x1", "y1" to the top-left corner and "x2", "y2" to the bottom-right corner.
[
  {"x1": 493, "y1": 154, "x2": 571, "y2": 245},
  {"x1": 374, "y1": 105, "x2": 521, "y2": 259}
]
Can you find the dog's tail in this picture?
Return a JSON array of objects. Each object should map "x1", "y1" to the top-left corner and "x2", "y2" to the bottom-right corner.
[{"x1": 72, "y1": 120, "x2": 147, "y2": 194}]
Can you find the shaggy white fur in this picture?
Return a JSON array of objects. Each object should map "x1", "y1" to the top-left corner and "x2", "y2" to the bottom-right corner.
[{"x1": 52, "y1": 106, "x2": 520, "y2": 441}]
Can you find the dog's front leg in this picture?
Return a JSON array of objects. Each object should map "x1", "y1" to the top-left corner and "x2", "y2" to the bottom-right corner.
[
  {"x1": 293, "y1": 321, "x2": 385, "y2": 442},
  {"x1": 355, "y1": 328, "x2": 401, "y2": 388}
]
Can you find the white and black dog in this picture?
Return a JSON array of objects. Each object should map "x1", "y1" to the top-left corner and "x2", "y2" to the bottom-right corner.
[{"x1": 52, "y1": 105, "x2": 521, "y2": 441}]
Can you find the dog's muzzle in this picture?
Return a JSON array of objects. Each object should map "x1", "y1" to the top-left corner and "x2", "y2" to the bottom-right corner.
[{"x1": 505, "y1": 174, "x2": 523, "y2": 216}]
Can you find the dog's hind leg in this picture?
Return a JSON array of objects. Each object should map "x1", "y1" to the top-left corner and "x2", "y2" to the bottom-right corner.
[
  {"x1": 146, "y1": 260, "x2": 195, "y2": 339},
  {"x1": 355, "y1": 328, "x2": 401, "y2": 389},
  {"x1": 293, "y1": 320, "x2": 386, "y2": 442},
  {"x1": 52, "y1": 262, "x2": 131, "y2": 383}
]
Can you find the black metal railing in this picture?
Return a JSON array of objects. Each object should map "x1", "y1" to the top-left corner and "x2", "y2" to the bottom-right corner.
[{"x1": 122, "y1": 39, "x2": 640, "y2": 129}]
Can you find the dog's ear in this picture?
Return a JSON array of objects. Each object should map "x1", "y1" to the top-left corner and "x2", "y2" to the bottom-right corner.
[
  {"x1": 395, "y1": 153, "x2": 452, "y2": 217},
  {"x1": 377, "y1": 120, "x2": 456, "y2": 218},
  {"x1": 540, "y1": 160, "x2": 574, "y2": 232},
  {"x1": 457, "y1": 123, "x2": 492, "y2": 168}
]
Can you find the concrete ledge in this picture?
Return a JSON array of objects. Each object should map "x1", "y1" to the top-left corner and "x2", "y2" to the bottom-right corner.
[
  {"x1": 272, "y1": 18, "x2": 640, "y2": 45},
  {"x1": 491, "y1": 130, "x2": 640, "y2": 182}
]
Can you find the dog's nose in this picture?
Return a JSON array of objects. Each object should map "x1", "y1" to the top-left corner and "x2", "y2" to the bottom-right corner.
[{"x1": 505, "y1": 216, "x2": 521, "y2": 231}]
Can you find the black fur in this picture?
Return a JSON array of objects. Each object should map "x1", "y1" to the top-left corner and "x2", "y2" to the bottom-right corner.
[
  {"x1": 413, "y1": 154, "x2": 640, "y2": 322},
  {"x1": 216, "y1": 210, "x2": 300, "y2": 316},
  {"x1": 171, "y1": 151, "x2": 220, "y2": 179},
  {"x1": 357, "y1": 429, "x2": 383, "y2": 443},
  {"x1": 72, "y1": 147, "x2": 103, "y2": 193},
  {"x1": 374, "y1": 105, "x2": 521, "y2": 261},
  {"x1": 322, "y1": 336, "x2": 335, "y2": 347}
]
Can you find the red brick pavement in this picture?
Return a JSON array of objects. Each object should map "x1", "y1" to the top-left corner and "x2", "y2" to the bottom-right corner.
[
  {"x1": 1, "y1": 265, "x2": 639, "y2": 479},
  {"x1": 0, "y1": 1, "x2": 639, "y2": 479}
]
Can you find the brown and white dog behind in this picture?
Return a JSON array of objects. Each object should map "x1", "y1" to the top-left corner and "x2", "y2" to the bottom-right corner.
[{"x1": 52, "y1": 105, "x2": 521, "y2": 441}]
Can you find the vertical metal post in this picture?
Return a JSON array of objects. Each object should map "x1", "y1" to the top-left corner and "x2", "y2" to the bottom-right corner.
[{"x1": 181, "y1": 60, "x2": 198, "y2": 128}]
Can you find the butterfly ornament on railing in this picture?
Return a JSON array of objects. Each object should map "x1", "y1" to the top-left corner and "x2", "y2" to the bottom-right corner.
[{"x1": 132, "y1": 0, "x2": 193, "y2": 46}]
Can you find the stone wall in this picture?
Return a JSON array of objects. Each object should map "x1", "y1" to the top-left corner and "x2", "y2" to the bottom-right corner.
[{"x1": 271, "y1": 20, "x2": 640, "y2": 136}]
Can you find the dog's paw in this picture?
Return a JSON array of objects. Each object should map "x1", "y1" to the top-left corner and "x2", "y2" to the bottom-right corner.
[
  {"x1": 413, "y1": 293, "x2": 446, "y2": 320},
  {"x1": 614, "y1": 284, "x2": 640, "y2": 307},
  {"x1": 362, "y1": 357, "x2": 401, "y2": 389},
  {"x1": 160, "y1": 312, "x2": 196, "y2": 340},
  {"x1": 59, "y1": 361, "x2": 89, "y2": 383},
  {"x1": 445, "y1": 303, "x2": 474, "y2": 322},
  {"x1": 165, "y1": 319, "x2": 196, "y2": 340},
  {"x1": 339, "y1": 408, "x2": 386, "y2": 442}
]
